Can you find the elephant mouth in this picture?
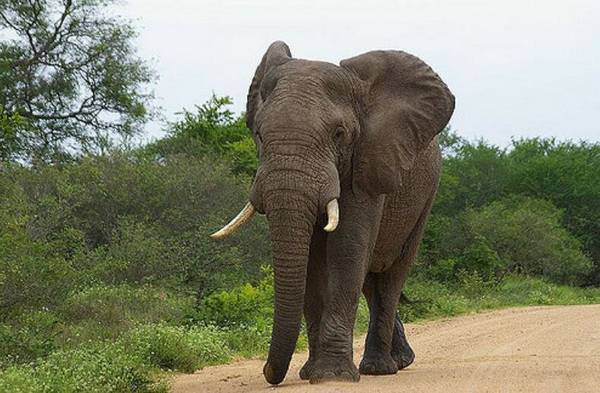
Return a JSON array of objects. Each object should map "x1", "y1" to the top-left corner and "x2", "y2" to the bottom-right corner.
[{"x1": 210, "y1": 198, "x2": 339, "y2": 240}]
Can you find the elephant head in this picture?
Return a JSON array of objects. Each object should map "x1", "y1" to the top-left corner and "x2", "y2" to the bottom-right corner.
[{"x1": 211, "y1": 41, "x2": 454, "y2": 384}]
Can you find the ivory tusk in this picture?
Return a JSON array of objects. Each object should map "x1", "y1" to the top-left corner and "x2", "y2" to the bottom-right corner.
[
  {"x1": 323, "y1": 199, "x2": 339, "y2": 232},
  {"x1": 210, "y1": 202, "x2": 256, "y2": 240}
]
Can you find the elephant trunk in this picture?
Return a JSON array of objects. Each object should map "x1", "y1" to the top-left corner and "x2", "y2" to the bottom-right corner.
[
  {"x1": 247, "y1": 148, "x2": 339, "y2": 384},
  {"x1": 261, "y1": 175, "x2": 318, "y2": 384}
]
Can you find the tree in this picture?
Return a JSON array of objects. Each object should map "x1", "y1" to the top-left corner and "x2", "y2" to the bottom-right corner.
[
  {"x1": 0, "y1": 0, "x2": 155, "y2": 162},
  {"x1": 145, "y1": 95, "x2": 258, "y2": 176},
  {"x1": 506, "y1": 138, "x2": 600, "y2": 284}
]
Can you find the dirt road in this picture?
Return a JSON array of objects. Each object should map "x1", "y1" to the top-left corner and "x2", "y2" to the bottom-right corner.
[{"x1": 172, "y1": 305, "x2": 600, "y2": 393}]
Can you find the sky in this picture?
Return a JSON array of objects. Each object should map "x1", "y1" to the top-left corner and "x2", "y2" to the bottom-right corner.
[{"x1": 119, "y1": 0, "x2": 599, "y2": 147}]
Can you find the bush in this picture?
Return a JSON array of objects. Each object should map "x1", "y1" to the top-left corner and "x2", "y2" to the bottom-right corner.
[
  {"x1": 398, "y1": 274, "x2": 600, "y2": 323},
  {"x1": 399, "y1": 277, "x2": 470, "y2": 322},
  {"x1": 453, "y1": 235, "x2": 504, "y2": 282},
  {"x1": 465, "y1": 196, "x2": 592, "y2": 284},
  {"x1": 421, "y1": 196, "x2": 592, "y2": 285},
  {"x1": 195, "y1": 267, "x2": 273, "y2": 330},
  {"x1": 73, "y1": 219, "x2": 181, "y2": 286},
  {"x1": 507, "y1": 138, "x2": 600, "y2": 284},
  {"x1": 0, "y1": 311, "x2": 60, "y2": 367},
  {"x1": 1, "y1": 152, "x2": 270, "y2": 306},
  {"x1": 58, "y1": 285, "x2": 195, "y2": 343},
  {"x1": 122, "y1": 324, "x2": 230, "y2": 372},
  {"x1": 0, "y1": 186, "x2": 79, "y2": 315},
  {"x1": 434, "y1": 136, "x2": 600, "y2": 284},
  {"x1": 0, "y1": 344, "x2": 159, "y2": 393},
  {"x1": 491, "y1": 275, "x2": 600, "y2": 306},
  {"x1": 427, "y1": 258, "x2": 457, "y2": 282}
]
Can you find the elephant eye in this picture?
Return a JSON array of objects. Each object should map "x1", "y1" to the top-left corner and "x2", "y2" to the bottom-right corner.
[
  {"x1": 255, "y1": 130, "x2": 263, "y2": 144},
  {"x1": 334, "y1": 126, "x2": 345, "y2": 141}
]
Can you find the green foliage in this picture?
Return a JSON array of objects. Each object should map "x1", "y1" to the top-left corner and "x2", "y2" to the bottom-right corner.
[
  {"x1": 454, "y1": 236, "x2": 504, "y2": 281},
  {"x1": 76, "y1": 219, "x2": 181, "y2": 286},
  {"x1": 122, "y1": 324, "x2": 230, "y2": 373},
  {"x1": 145, "y1": 95, "x2": 257, "y2": 176},
  {"x1": 170, "y1": 95, "x2": 245, "y2": 152},
  {"x1": 0, "y1": 111, "x2": 28, "y2": 162},
  {"x1": 58, "y1": 285, "x2": 195, "y2": 343},
  {"x1": 506, "y1": 138, "x2": 600, "y2": 284},
  {"x1": 435, "y1": 139, "x2": 510, "y2": 214},
  {"x1": 196, "y1": 267, "x2": 274, "y2": 330},
  {"x1": 0, "y1": 311, "x2": 60, "y2": 367},
  {"x1": 0, "y1": 344, "x2": 160, "y2": 393},
  {"x1": 464, "y1": 197, "x2": 592, "y2": 284},
  {"x1": 398, "y1": 274, "x2": 600, "y2": 323},
  {"x1": 426, "y1": 258, "x2": 458, "y2": 282},
  {"x1": 434, "y1": 137, "x2": 600, "y2": 284},
  {"x1": 0, "y1": 0, "x2": 155, "y2": 161},
  {"x1": 0, "y1": 214, "x2": 79, "y2": 316},
  {"x1": 422, "y1": 196, "x2": 592, "y2": 285},
  {"x1": 0, "y1": 152, "x2": 270, "y2": 315},
  {"x1": 227, "y1": 137, "x2": 259, "y2": 176}
]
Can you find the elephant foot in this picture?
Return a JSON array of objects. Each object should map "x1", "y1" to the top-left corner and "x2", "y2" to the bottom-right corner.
[
  {"x1": 359, "y1": 353, "x2": 399, "y2": 375},
  {"x1": 391, "y1": 344, "x2": 415, "y2": 370},
  {"x1": 299, "y1": 358, "x2": 315, "y2": 380},
  {"x1": 391, "y1": 316, "x2": 415, "y2": 370},
  {"x1": 309, "y1": 356, "x2": 360, "y2": 384}
]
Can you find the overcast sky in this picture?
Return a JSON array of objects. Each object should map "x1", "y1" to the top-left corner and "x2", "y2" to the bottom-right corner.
[{"x1": 120, "y1": 0, "x2": 599, "y2": 147}]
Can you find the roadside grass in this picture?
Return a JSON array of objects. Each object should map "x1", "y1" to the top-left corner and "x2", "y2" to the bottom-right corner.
[{"x1": 1, "y1": 274, "x2": 599, "y2": 392}]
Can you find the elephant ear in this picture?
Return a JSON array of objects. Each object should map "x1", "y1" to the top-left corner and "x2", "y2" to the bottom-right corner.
[
  {"x1": 246, "y1": 41, "x2": 292, "y2": 131},
  {"x1": 341, "y1": 50, "x2": 455, "y2": 197}
]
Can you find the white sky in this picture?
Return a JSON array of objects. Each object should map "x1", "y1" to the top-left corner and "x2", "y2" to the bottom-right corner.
[{"x1": 119, "y1": 0, "x2": 599, "y2": 147}]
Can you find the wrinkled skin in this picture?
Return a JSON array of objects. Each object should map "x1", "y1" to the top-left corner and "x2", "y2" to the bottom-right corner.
[{"x1": 244, "y1": 41, "x2": 454, "y2": 385}]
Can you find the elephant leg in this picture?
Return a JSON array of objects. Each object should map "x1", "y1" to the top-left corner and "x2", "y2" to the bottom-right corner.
[
  {"x1": 360, "y1": 198, "x2": 432, "y2": 374},
  {"x1": 360, "y1": 269, "x2": 415, "y2": 374},
  {"x1": 359, "y1": 270, "x2": 403, "y2": 375},
  {"x1": 309, "y1": 194, "x2": 383, "y2": 384},
  {"x1": 300, "y1": 227, "x2": 328, "y2": 380}
]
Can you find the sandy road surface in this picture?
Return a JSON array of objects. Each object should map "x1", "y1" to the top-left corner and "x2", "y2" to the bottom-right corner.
[{"x1": 172, "y1": 305, "x2": 600, "y2": 393}]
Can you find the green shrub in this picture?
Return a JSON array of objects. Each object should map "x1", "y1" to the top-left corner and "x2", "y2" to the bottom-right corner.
[
  {"x1": 491, "y1": 275, "x2": 596, "y2": 306},
  {"x1": 73, "y1": 219, "x2": 181, "y2": 286},
  {"x1": 0, "y1": 311, "x2": 60, "y2": 367},
  {"x1": 455, "y1": 270, "x2": 494, "y2": 298},
  {"x1": 464, "y1": 196, "x2": 592, "y2": 284},
  {"x1": 122, "y1": 323, "x2": 230, "y2": 372},
  {"x1": 427, "y1": 258, "x2": 457, "y2": 282},
  {"x1": 218, "y1": 325, "x2": 273, "y2": 357},
  {"x1": 0, "y1": 344, "x2": 159, "y2": 393},
  {"x1": 0, "y1": 195, "x2": 78, "y2": 316},
  {"x1": 195, "y1": 267, "x2": 273, "y2": 330},
  {"x1": 58, "y1": 285, "x2": 194, "y2": 343},
  {"x1": 398, "y1": 274, "x2": 600, "y2": 324},
  {"x1": 433, "y1": 136, "x2": 600, "y2": 285},
  {"x1": 422, "y1": 196, "x2": 591, "y2": 285},
  {"x1": 398, "y1": 277, "x2": 470, "y2": 322},
  {"x1": 227, "y1": 137, "x2": 258, "y2": 176},
  {"x1": 1, "y1": 152, "x2": 270, "y2": 302},
  {"x1": 0, "y1": 366, "x2": 32, "y2": 393},
  {"x1": 453, "y1": 236, "x2": 504, "y2": 281},
  {"x1": 506, "y1": 138, "x2": 600, "y2": 284}
]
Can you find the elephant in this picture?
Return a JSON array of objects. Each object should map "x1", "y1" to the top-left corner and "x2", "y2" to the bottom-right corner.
[{"x1": 211, "y1": 41, "x2": 455, "y2": 385}]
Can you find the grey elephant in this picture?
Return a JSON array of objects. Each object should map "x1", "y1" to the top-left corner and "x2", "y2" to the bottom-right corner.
[{"x1": 211, "y1": 41, "x2": 454, "y2": 385}]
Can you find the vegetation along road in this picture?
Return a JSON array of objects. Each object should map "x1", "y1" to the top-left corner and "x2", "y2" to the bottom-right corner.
[{"x1": 172, "y1": 305, "x2": 600, "y2": 393}]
